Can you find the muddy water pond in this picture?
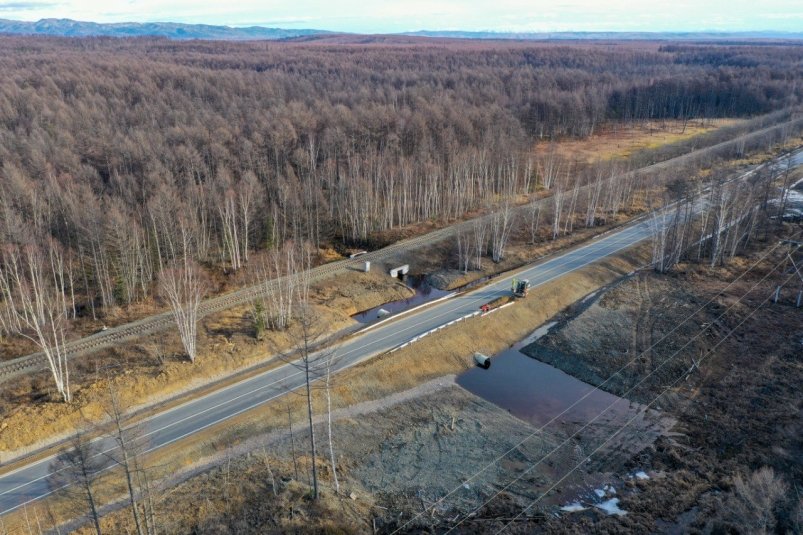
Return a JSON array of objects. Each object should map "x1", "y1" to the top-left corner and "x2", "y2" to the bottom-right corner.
[
  {"x1": 352, "y1": 273, "x2": 499, "y2": 324},
  {"x1": 457, "y1": 331, "x2": 637, "y2": 432},
  {"x1": 352, "y1": 276, "x2": 451, "y2": 324}
]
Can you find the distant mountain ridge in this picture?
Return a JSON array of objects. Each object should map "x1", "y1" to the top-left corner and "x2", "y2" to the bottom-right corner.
[
  {"x1": 0, "y1": 18, "x2": 801, "y2": 41},
  {"x1": 403, "y1": 30, "x2": 803, "y2": 41},
  {"x1": 0, "y1": 18, "x2": 330, "y2": 40}
]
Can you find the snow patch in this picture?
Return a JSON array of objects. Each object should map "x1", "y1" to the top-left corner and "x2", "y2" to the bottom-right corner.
[
  {"x1": 560, "y1": 502, "x2": 587, "y2": 513},
  {"x1": 595, "y1": 498, "x2": 628, "y2": 516},
  {"x1": 521, "y1": 321, "x2": 557, "y2": 345},
  {"x1": 594, "y1": 484, "x2": 616, "y2": 498},
  {"x1": 635, "y1": 470, "x2": 650, "y2": 480}
]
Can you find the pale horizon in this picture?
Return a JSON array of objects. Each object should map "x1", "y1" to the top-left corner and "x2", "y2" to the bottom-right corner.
[{"x1": 0, "y1": 0, "x2": 802, "y2": 34}]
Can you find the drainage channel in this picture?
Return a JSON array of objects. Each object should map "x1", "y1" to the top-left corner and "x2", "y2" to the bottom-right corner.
[{"x1": 456, "y1": 324, "x2": 638, "y2": 433}]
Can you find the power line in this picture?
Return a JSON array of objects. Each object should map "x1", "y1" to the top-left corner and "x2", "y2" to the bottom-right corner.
[
  {"x1": 449, "y1": 246, "x2": 791, "y2": 533},
  {"x1": 494, "y1": 259, "x2": 799, "y2": 534},
  {"x1": 391, "y1": 234, "x2": 798, "y2": 534}
]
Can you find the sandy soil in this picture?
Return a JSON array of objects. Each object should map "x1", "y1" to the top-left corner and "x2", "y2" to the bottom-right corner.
[
  {"x1": 0, "y1": 202, "x2": 646, "y2": 457},
  {"x1": 0, "y1": 269, "x2": 413, "y2": 456}
]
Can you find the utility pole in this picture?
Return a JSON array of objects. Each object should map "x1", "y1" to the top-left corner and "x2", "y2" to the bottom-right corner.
[{"x1": 779, "y1": 240, "x2": 803, "y2": 306}]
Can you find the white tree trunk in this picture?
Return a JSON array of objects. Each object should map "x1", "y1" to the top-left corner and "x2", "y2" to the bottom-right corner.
[
  {"x1": 0, "y1": 244, "x2": 71, "y2": 402},
  {"x1": 158, "y1": 239, "x2": 206, "y2": 363}
]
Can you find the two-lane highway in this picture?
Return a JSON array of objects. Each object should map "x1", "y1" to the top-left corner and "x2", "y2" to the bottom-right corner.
[
  {"x1": 2, "y1": 146, "x2": 801, "y2": 517},
  {"x1": 0, "y1": 216, "x2": 653, "y2": 516}
]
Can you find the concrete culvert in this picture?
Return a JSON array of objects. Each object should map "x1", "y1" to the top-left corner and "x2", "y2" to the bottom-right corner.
[{"x1": 474, "y1": 352, "x2": 491, "y2": 369}]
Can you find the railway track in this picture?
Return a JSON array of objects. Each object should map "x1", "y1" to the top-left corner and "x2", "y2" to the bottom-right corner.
[
  {"x1": 1, "y1": 116, "x2": 801, "y2": 382},
  {"x1": 0, "y1": 220, "x2": 465, "y2": 381}
]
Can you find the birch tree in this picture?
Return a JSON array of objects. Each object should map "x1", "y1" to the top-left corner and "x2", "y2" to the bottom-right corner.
[
  {"x1": 253, "y1": 241, "x2": 299, "y2": 332},
  {"x1": 649, "y1": 199, "x2": 691, "y2": 274},
  {"x1": 0, "y1": 243, "x2": 72, "y2": 402},
  {"x1": 472, "y1": 218, "x2": 488, "y2": 270},
  {"x1": 455, "y1": 226, "x2": 474, "y2": 273},
  {"x1": 538, "y1": 145, "x2": 562, "y2": 190},
  {"x1": 528, "y1": 201, "x2": 543, "y2": 244},
  {"x1": 158, "y1": 253, "x2": 207, "y2": 363},
  {"x1": 281, "y1": 274, "x2": 322, "y2": 499},
  {"x1": 585, "y1": 164, "x2": 605, "y2": 227},
  {"x1": 552, "y1": 182, "x2": 565, "y2": 240},
  {"x1": 324, "y1": 354, "x2": 339, "y2": 494},
  {"x1": 238, "y1": 171, "x2": 261, "y2": 264},
  {"x1": 103, "y1": 382, "x2": 152, "y2": 535},
  {"x1": 490, "y1": 201, "x2": 516, "y2": 263},
  {"x1": 273, "y1": 244, "x2": 342, "y2": 499},
  {"x1": 282, "y1": 301, "x2": 343, "y2": 501},
  {"x1": 217, "y1": 186, "x2": 242, "y2": 272},
  {"x1": 563, "y1": 178, "x2": 581, "y2": 235},
  {"x1": 776, "y1": 154, "x2": 796, "y2": 221},
  {"x1": 708, "y1": 181, "x2": 734, "y2": 267}
]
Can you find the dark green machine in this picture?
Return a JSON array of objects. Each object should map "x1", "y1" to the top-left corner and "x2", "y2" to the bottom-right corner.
[{"x1": 512, "y1": 278, "x2": 530, "y2": 297}]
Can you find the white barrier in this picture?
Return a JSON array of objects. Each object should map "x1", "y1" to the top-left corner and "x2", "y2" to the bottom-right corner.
[
  {"x1": 479, "y1": 301, "x2": 515, "y2": 317},
  {"x1": 356, "y1": 292, "x2": 457, "y2": 334},
  {"x1": 387, "y1": 302, "x2": 514, "y2": 353}
]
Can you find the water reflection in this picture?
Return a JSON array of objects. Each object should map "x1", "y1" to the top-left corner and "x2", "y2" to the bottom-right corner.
[
  {"x1": 457, "y1": 344, "x2": 635, "y2": 432},
  {"x1": 352, "y1": 275, "x2": 451, "y2": 324}
]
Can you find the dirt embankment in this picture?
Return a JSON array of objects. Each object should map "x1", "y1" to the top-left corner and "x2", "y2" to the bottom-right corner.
[
  {"x1": 0, "y1": 269, "x2": 413, "y2": 457},
  {"x1": 8, "y1": 241, "x2": 653, "y2": 534},
  {"x1": 4, "y1": 130, "x2": 798, "y2": 460},
  {"x1": 522, "y1": 272, "x2": 709, "y2": 403},
  {"x1": 27, "y1": 233, "x2": 801, "y2": 535},
  {"x1": 0, "y1": 196, "x2": 650, "y2": 458}
]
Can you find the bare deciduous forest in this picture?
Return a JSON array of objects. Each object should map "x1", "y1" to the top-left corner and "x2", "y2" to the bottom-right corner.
[
  {"x1": 1, "y1": 38, "x2": 800, "y2": 323},
  {"x1": 0, "y1": 34, "x2": 801, "y2": 535}
]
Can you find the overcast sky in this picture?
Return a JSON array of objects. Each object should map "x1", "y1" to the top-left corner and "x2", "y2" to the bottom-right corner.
[{"x1": 1, "y1": 0, "x2": 802, "y2": 33}]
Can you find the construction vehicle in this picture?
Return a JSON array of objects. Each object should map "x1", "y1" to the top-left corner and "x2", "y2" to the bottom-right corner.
[
  {"x1": 478, "y1": 278, "x2": 530, "y2": 314},
  {"x1": 512, "y1": 278, "x2": 530, "y2": 298}
]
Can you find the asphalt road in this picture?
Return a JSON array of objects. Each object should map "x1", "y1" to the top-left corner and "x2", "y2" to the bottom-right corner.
[
  {"x1": 4, "y1": 115, "x2": 800, "y2": 382},
  {"x1": 0, "y1": 214, "x2": 657, "y2": 516},
  {"x1": 1, "y1": 148, "x2": 801, "y2": 517}
]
